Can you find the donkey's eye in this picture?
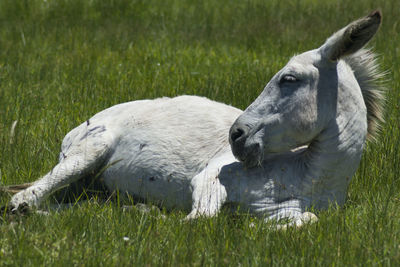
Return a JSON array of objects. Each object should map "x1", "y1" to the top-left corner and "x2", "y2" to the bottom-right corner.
[{"x1": 280, "y1": 74, "x2": 298, "y2": 83}]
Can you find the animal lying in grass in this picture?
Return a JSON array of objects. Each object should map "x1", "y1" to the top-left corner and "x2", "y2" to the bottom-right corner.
[{"x1": 4, "y1": 11, "x2": 385, "y2": 228}]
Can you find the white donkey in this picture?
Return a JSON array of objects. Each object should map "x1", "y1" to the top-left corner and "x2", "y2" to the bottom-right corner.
[{"x1": 7, "y1": 11, "x2": 385, "y2": 227}]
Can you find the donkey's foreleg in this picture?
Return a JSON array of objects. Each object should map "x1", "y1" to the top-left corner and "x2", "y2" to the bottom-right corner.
[
  {"x1": 186, "y1": 152, "x2": 233, "y2": 220},
  {"x1": 9, "y1": 132, "x2": 113, "y2": 210},
  {"x1": 186, "y1": 173, "x2": 227, "y2": 220}
]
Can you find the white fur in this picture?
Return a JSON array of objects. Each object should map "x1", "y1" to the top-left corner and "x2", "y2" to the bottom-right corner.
[
  {"x1": 10, "y1": 12, "x2": 383, "y2": 227},
  {"x1": 10, "y1": 96, "x2": 241, "y2": 211}
]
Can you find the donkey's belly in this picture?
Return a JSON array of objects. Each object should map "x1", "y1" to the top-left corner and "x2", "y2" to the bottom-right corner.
[{"x1": 100, "y1": 151, "x2": 195, "y2": 211}]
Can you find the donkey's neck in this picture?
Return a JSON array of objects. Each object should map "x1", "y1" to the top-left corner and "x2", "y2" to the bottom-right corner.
[{"x1": 300, "y1": 108, "x2": 368, "y2": 208}]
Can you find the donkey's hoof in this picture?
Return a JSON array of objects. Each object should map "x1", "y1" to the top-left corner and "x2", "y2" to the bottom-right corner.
[
  {"x1": 1, "y1": 202, "x2": 31, "y2": 216},
  {"x1": 15, "y1": 202, "x2": 31, "y2": 215}
]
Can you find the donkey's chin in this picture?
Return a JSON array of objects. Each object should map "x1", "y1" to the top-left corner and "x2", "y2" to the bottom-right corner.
[
  {"x1": 242, "y1": 155, "x2": 263, "y2": 169},
  {"x1": 235, "y1": 143, "x2": 264, "y2": 169}
]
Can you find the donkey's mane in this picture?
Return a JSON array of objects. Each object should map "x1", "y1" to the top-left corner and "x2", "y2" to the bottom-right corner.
[{"x1": 343, "y1": 48, "x2": 386, "y2": 140}]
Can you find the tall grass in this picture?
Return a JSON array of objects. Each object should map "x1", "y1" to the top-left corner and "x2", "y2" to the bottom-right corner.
[{"x1": 1, "y1": 0, "x2": 399, "y2": 265}]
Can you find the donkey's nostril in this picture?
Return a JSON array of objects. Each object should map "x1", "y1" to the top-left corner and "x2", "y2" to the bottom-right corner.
[{"x1": 230, "y1": 127, "x2": 245, "y2": 143}]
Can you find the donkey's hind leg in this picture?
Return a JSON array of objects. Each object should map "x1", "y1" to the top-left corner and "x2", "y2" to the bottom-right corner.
[{"x1": 9, "y1": 130, "x2": 114, "y2": 210}]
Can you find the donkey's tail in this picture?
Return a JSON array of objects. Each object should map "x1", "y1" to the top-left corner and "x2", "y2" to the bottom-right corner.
[{"x1": 0, "y1": 183, "x2": 33, "y2": 194}]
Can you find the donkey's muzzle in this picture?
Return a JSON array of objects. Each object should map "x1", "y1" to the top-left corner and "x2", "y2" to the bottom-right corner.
[
  {"x1": 229, "y1": 121, "x2": 263, "y2": 168},
  {"x1": 229, "y1": 124, "x2": 247, "y2": 144},
  {"x1": 229, "y1": 123, "x2": 250, "y2": 161}
]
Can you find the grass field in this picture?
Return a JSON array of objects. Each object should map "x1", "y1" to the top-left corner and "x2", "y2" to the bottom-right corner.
[{"x1": 1, "y1": 0, "x2": 400, "y2": 265}]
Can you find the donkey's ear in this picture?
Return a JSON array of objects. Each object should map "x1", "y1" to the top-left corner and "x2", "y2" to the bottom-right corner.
[{"x1": 319, "y1": 10, "x2": 381, "y2": 61}]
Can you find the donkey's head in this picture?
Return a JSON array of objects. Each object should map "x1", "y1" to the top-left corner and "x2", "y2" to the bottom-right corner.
[{"x1": 229, "y1": 11, "x2": 382, "y2": 168}]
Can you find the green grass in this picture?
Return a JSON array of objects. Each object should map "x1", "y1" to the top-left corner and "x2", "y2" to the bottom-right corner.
[{"x1": 1, "y1": 0, "x2": 400, "y2": 265}]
